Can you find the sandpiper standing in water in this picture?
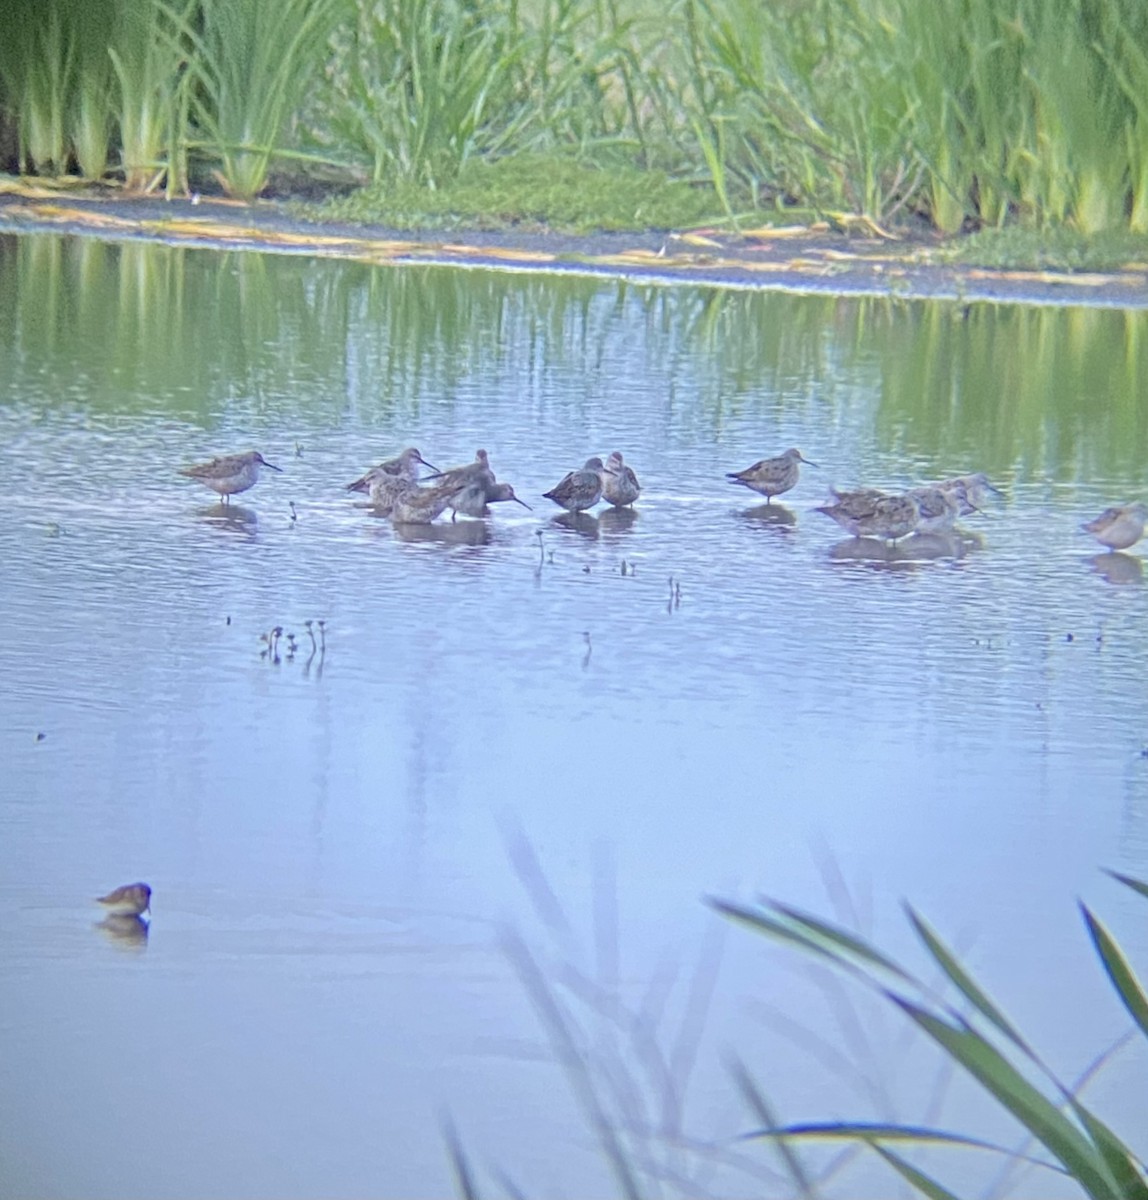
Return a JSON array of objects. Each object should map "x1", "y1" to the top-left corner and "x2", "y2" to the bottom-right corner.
[
  {"x1": 95, "y1": 882, "x2": 152, "y2": 918},
  {"x1": 345, "y1": 447, "x2": 437, "y2": 495},
  {"x1": 935, "y1": 472, "x2": 1003, "y2": 514},
  {"x1": 726, "y1": 448, "x2": 817, "y2": 503},
  {"x1": 424, "y1": 449, "x2": 495, "y2": 490},
  {"x1": 389, "y1": 480, "x2": 470, "y2": 525},
  {"x1": 1082, "y1": 502, "x2": 1148, "y2": 550},
  {"x1": 544, "y1": 457, "x2": 609, "y2": 512},
  {"x1": 179, "y1": 451, "x2": 281, "y2": 504},
  {"x1": 816, "y1": 490, "x2": 921, "y2": 543},
  {"x1": 450, "y1": 479, "x2": 532, "y2": 519},
  {"x1": 907, "y1": 483, "x2": 972, "y2": 534},
  {"x1": 598, "y1": 452, "x2": 641, "y2": 507}
]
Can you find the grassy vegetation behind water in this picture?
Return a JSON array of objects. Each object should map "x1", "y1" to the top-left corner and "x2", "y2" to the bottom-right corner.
[{"x1": 4, "y1": 0, "x2": 1148, "y2": 258}]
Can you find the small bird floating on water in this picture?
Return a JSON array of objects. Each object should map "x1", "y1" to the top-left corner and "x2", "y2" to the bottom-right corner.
[
  {"x1": 95, "y1": 882, "x2": 152, "y2": 918},
  {"x1": 1082, "y1": 502, "x2": 1148, "y2": 550},
  {"x1": 544, "y1": 457, "x2": 609, "y2": 512},
  {"x1": 726, "y1": 448, "x2": 817, "y2": 503},
  {"x1": 345, "y1": 447, "x2": 436, "y2": 495},
  {"x1": 599, "y1": 451, "x2": 641, "y2": 507},
  {"x1": 179, "y1": 451, "x2": 281, "y2": 503}
]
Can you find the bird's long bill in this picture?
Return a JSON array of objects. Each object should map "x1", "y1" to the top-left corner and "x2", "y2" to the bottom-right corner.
[
  {"x1": 513, "y1": 496, "x2": 533, "y2": 510},
  {"x1": 416, "y1": 454, "x2": 439, "y2": 473},
  {"x1": 798, "y1": 454, "x2": 820, "y2": 467},
  {"x1": 262, "y1": 460, "x2": 284, "y2": 472}
]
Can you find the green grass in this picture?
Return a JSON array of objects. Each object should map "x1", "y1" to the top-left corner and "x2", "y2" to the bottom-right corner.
[
  {"x1": 4, "y1": 0, "x2": 1148, "y2": 237},
  {"x1": 940, "y1": 228, "x2": 1148, "y2": 272},
  {"x1": 713, "y1": 870, "x2": 1148, "y2": 1200},
  {"x1": 300, "y1": 153, "x2": 723, "y2": 233}
]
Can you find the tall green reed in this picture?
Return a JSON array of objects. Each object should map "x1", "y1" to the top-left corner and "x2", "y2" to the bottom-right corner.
[
  {"x1": 174, "y1": 0, "x2": 348, "y2": 200},
  {"x1": 110, "y1": 0, "x2": 197, "y2": 193},
  {"x1": 715, "y1": 870, "x2": 1148, "y2": 1199}
]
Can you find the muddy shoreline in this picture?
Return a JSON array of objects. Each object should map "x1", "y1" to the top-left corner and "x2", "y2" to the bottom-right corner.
[{"x1": 3, "y1": 186, "x2": 1147, "y2": 308}]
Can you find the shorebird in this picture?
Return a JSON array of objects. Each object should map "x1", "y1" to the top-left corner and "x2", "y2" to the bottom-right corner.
[
  {"x1": 817, "y1": 491, "x2": 921, "y2": 543},
  {"x1": 345, "y1": 447, "x2": 436, "y2": 495},
  {"x1": 449, "y1": 479, "x2": 532, "y2": 519},
  {"x1": 365, "y1": 471, "x2": 410, "y2": 514},
  {"x1": 1082, "y1": 502, "x2": 1148, "y2": 550},
  {"x1": 389, "y1": 480, "x2": 469, "y2": 525},
  {"x1": 935, "y1": 472, "x2": 1003, "y2": 514},
  {"x1": 907, "y1": 483, "x2": 971, "y2": 534},
  {"x1": 425, "y1": 449, "x2": 496, "y2": 490},
  {"x1": 95, "y1": 882, "x2": 152, "y2": 918},
  {"x1": 726, "y1": 448, "x2": 817, "y2": 503},
  {"x1": 599, "y1": 451, "x2": 641, "y2": 507},
  {"x1": 179, "y1": 451, "x2": 281, "y2": 503},
  {"x1": 816, "y1": 488, "x2": 887, "y2": 537},
  {"x1": 544, "y1": 458, "x2": 608, "y2": 512},
  {"x1": 862, "y1": 493, "x2": 923, "y2": 543}
]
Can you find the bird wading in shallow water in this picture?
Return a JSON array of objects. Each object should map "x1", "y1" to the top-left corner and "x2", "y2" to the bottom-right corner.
[
  {"x1": 345, "y1": 447, "x2": 437, "y2": 495},
  {"x1": 934, "y1": 472, "x2": 1003, "y2": 514},
  {"x1": 424, "y1": 449, "x2": 495, "y2": 491},
  {"x1": 95, "y1": 882, "x2": 152, "y2": 917},
  {"x1": 906, "y1": 483, "x2": 973, "y2": 534},
  {"x1": 388, "y1": 480, "x2": 470, "y2": 525},
  {"x1": 544, "y1": 457, "x2": 609, "y2": 512},
  {"x1": 726, "y1": 448, "x2": 817, "y2": 503},
  {"x1": 179, "y1": 451, "x2": 281, "y2": 503},
  {"x1": 1082, "y1": 502, "x2": 1148, "y2": 550},
  {"x1": 449, "y1": 479, "x2": 532, "y2": 519},
  {"x1": 598, "y1": 451, "x2": 641, "y2": 507}
]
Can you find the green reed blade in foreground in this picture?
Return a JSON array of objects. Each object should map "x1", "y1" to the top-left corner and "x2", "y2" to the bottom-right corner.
[
  {"x1": 1080, "y1": 905, "x2": 1148, "y2": 1040},
  {"x1": 720, "y1": 877, "x2": 1148, "y2": 1200},
  {"x1": 904, "y1": 905, "x2": 1033, "y2": 1055},
  {"x1": 1107, "y1": 872, "x2": 1148, "y2": 902},
  {"x1": 892, "y1": 1001, "x2": 1123, "y2": 1199},
  {"x1": 869, "y1": 1144, "x2": 963, "y2": 1200}
]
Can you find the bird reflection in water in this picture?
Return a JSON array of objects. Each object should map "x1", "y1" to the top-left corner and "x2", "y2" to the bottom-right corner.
[
  {"x1": 1089, "y1": 552, "x2": 1143, "y2": 586},
  {"x1": 550, "y1": 511, "x2": 599, "y2": 540},
  {"x1": 740, "y1": 502, "x2": 796, "y2": 528},
  {"x1": 198, "y1": 502, "x2": 257, "y2": 530},
  {"x1": 391, "y1": 519, "x2": 492, "y2": 547},
  {"x1": 94, "y1": 914, "x2": 149, "y2": 951},
  {"x1": 597, "y1": 506, "x2": 638, "y2": 537}
]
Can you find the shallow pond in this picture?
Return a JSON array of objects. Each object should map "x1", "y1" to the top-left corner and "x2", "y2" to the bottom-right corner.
[{"x1": 1, "y1": 233, "x2": 1147, "y2": 1199}]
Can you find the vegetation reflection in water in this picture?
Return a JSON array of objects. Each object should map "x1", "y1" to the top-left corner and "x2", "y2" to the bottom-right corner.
[{"x1": 2, "y1": 233, "x2": 1147, "y2": 495}]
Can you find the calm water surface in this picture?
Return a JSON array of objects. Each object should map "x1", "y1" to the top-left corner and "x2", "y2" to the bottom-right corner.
[{"x1": 1, "y1": 234, "x2": 1147, "y2": 1199}]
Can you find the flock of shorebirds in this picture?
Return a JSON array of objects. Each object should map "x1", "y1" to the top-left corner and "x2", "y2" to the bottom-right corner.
[
  {"x1": 109, "y1": 449, "x2": 1148, "y2": 932},
  {"x1": 176, "y1": 445, "x2": 1148, "y2": 552}
]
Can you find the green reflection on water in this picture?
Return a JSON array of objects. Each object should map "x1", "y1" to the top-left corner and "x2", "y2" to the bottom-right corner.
[{"x1": 1, "y1": 233, "x2": 1146, "y2": 485}]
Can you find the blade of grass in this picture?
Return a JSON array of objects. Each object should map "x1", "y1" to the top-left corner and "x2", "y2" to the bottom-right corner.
[
  {"x1": 765, "y1": 900, "x2": 916, "y2": 983},
  {"x1": 869, "y1": 1142, "x2": 963, "y2": 1200},
  {"x1": 747, "y1": 1120, "x2": 1062, "y2": 1168},
  {"x1": 891, "y1": 998, "x2": 1121, "y2": 1199},
  {"x1": 1079, "y1": 904, "x2": 1148, "y2": 1039},
  {"x1": 904, "y1": 905, "x2": 1033, "y2": 1054},
  {"x1": 728, "y1": 1057, "x2": 819, "y2": 1200},
  {"x1": 1106, "y1": 871, "x2": 1148, "y2": 902}
]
